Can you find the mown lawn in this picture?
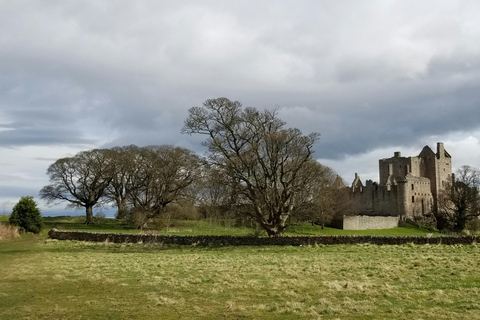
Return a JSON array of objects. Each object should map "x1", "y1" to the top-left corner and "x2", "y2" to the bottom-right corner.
[{"x1": 1, "y1": 233, "x2": 480, "y2": 319}]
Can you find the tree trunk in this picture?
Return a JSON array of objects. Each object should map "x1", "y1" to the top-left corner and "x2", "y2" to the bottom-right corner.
[
  {"x1": 265, "y1": 227, "x2": 284, "y2": 237},
  {"x1": 115, "y1": 202, "x2": 127, "y2": 220},
  {"x1": 263, "y1": 219, "x2": 287, "y2": 236},
  {"x1": 254, "y1": 205, "x2": 289, "y2": 236},
  {"x1": 137, "y1": 211, "x2": 155, "y2": 230},
  {"x1": 454, "y1": 215, "x2": 467, "y2": 233},
  {"x1": 85, "y1": 205, "x2": 94, "y2": 225}
]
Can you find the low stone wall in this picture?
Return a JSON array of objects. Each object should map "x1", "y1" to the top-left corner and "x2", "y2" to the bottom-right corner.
[
  {"x1": 343, "y1": 215, "x2": 399, "y2": 230},
  {"x1": 48, "y1": 229, "x2": 480, "y2": 246}
]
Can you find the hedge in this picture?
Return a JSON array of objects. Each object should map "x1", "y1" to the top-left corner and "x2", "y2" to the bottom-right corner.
[{"x1": 48, "y1": 229, "x2": 480, "y2": 246}]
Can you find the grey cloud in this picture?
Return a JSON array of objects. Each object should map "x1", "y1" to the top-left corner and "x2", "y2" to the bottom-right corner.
[
  {"x1": 0, "y1": 0, "x2": 479, "y2": 159},
  {"x1": 0, "y1": 126, "x2": 95, "y2": 148},
  {"x1": 32, "y1": 157, "x2": 62, "y2": 162},
  {"x1": 0, "y1": 185, "x2": 40, "y2": 199}
]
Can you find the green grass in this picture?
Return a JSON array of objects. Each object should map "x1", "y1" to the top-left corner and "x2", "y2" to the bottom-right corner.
[
  {"x1": 41, "y1": 216, "x2": 140, "y2": 235},
  {"x1": 155, "y1": 219, "x2": 261, "y2": 236},
  {"x1": 1, "y1": 235, "x2": 479, "y2": 319},
  {"x1": 38, "y1": 215, "x2": 439, "y2": 237},
  {"x1": 285, "y1": 222, "x2": 438, "y2": 236},
  {"x1": 0, "y1": 215, "x2": 8, "y2": 223}
]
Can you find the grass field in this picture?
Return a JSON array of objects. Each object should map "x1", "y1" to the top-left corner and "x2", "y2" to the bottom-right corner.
[
  {"x1": 1, "y1": 234, "x2": 480, "y2": 319},
  {"x1": 34, "y1": 215, "x2": 440, "y2": 237}
]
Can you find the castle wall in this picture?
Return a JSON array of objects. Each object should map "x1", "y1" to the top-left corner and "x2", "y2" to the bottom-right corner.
[
  {"x1": 379, "y1": 152, "x2": 410, "y2": 184},
  {"x1": 349, "y1": 182, "x2": 399, "y2": 216},
  {"x1": 372, "y1": 184, "x2": 399, "y2": 214},
  {"x1": 343, "y1": 215, "x2": 399, "y2": 230},
  {"x1": 403, "y1": 175, "x2": 434, "y2": 219}
]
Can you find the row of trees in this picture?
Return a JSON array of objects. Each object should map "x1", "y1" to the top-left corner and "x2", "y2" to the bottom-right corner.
[
  {"x1": 40, "y1": 98, "x2": 349, "y2": 235},
  {"x1": 40, "y1": 145, "x2": 202, "y2": 228}
]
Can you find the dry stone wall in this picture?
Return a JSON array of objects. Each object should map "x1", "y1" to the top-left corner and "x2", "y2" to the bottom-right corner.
[{"x1": 48, "y1": 229, "x2": 480, "y2": 246}]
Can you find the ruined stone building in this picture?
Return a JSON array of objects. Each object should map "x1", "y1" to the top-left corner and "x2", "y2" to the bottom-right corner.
[{"x1": 350, "y1": 142, "x2": 452, "y2": 221}]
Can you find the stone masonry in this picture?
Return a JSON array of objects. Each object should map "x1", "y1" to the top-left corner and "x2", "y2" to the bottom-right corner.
[{"x1": 350, "y1": 142, "x2": 452, "y2": 221}]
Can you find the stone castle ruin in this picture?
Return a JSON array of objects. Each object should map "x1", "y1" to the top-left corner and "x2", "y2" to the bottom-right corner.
[{"x1": 348, "y1": 142, "x2": 451, "y2": 227}]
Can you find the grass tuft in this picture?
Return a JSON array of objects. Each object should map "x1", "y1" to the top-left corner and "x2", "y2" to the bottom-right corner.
[{"x1": 0, "y1": 223, "x2": 19, "y2": 240}]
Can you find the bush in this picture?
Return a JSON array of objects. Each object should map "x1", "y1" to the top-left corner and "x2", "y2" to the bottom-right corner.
[
  {"x1": 9, "y1": 196, "x2": 42, "y2": 234},
  {"x1": 0, "y1": 223, "x2": 20, "y2": 240},
  {"x1": 466, "y1": 219, "x2": 480, "y2": 234},
  {"x1": 94, "y1": 211, "x2": 107, "y2": 225}
]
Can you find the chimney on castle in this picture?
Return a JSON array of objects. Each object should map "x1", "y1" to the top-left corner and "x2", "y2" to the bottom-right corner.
[
  {"x1": 394, "y1": 151, "x2": 401, "y2": 158},
  {"x1": 437, "y1": 142, "x2": 445, "y2": 159}
]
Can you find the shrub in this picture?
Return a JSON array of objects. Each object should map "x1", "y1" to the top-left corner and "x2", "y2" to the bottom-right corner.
[
  {"x1": 0, "y1": 223, "x2": 20, "y2": 240},
  {"x1": 9, "y1": 196, "x2": 42, "y2": 234},
  {"x1": 94, "y1": 211, "x2": 107, "y2": 225},
  {"x1": 466, "y1": 219, "x2": 480, "y2": 234}
]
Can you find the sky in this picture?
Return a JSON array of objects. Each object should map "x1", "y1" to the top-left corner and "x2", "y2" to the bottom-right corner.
[{"x1": 1, "y1": 1, "x2": 480, "y2": 216}]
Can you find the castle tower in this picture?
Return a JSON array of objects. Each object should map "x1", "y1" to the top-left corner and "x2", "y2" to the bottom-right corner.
[
  {"x1": 433, "y1": 142, "x2": 452, "y2": 214},
  {"x1": 418, "y1": 142, "x2": 452, "y2": 215}
]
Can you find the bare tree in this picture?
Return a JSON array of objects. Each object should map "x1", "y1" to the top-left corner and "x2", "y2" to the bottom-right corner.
[
  {"x1": 196, "y1": 165, "x2": 236, "y2": 219},
  {"x1": 126, "y1": 145, "x2": 201, "y2": 229},
  {"x1": 294, "y1": 162, "x2": 351, "y2": 229},
  {"x1": 40, "y1": 149, "x2": 112, "y2": 224},
  {"x1": 182, "y1": 97, "x2": 320, "y2": 236},
  {"x1": 104, "y1": 145, "x2": 138, "y2": 219},
  {"x1": 438, "y1": 165, "x2": 480, "y2": 232}
]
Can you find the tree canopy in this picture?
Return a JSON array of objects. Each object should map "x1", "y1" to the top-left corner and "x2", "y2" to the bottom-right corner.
[
  {"x1": 40, "y1": 149, "x2": 113, "y2": 224},
  {"x1": 126, "y1": 145, "x2": 201, "y2": 228},
  {"x1": 9, "y1": 196, "x2": 42, "y2": 234},
  {"x1": 439, "y1": 165, "x2": 480, "y2": 232},
  {"x1": 40, "y1": 145, "x2": 201, "y2": 227},
  {"x1": 183, "y1": 97, "x2": 320, "y2": 236}
]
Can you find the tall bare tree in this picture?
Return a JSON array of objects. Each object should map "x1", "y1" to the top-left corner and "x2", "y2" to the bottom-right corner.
[
  {"x1": 195, "y1": 164, "x2": 237, "y2": 219},
  {"x1": 439, "y1": 165, "x2": 480, "y2": 232},
  {"x1": 104, "y1": 145, "x2": 138, "y2": 219},
  {"x1": 182, "y1": 97, "x2": 320, "y2": 236},
  {"x1": 126, "y1": 145, "x2": 201, "y2": 228},
  {"x1": 40, "y1": 149, "x2": 112, "y2": 224},
  {"x1": 293, "y1": 162, "x2": 351, "y2": 229}
]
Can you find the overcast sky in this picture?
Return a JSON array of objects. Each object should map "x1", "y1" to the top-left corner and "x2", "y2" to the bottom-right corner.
[{"x1": 1, "y1": 1, "x2": 480, "y2": 215}]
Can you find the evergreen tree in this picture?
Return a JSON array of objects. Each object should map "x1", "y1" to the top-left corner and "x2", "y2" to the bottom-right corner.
[{"x1": 9, "y1": 196, "x2": 42, "y2": 234}]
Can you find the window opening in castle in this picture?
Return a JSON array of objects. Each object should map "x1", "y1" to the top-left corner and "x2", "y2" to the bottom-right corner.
[{"x1": 412, "y1": 196, "x2": 415, "y2": 203}]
